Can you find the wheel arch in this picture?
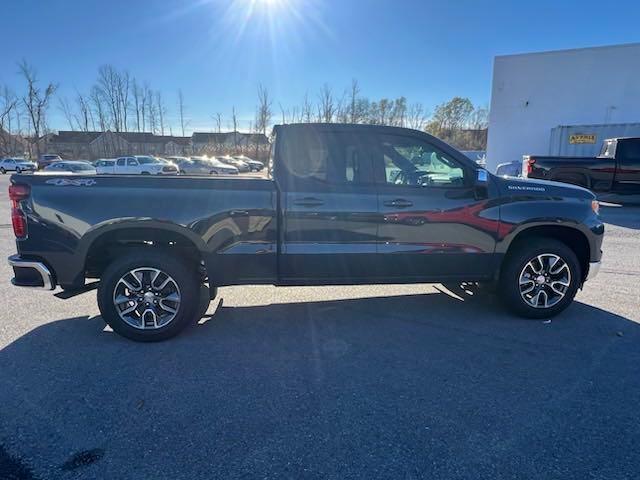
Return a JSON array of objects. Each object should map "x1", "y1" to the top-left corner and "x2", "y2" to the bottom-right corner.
[
  {"x1": 82, "y1": 222, "x2": 207, "y2": 281},
  {"x1": 501, "y1": 225, "x2": 591, "y2": 283}
]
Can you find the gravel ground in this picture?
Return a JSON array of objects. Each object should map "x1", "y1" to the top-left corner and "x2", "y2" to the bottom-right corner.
[{"x1": 0, "y1": 173, "x2": 639, "y2": 479}]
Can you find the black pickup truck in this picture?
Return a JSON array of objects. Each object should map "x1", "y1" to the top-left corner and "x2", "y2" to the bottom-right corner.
[
  {"x1": 8, "y1": 124, "x2": 604, "y2": 341},
  {"x1": 523, "y1": 137, "x2": 640, "y2": 194}
]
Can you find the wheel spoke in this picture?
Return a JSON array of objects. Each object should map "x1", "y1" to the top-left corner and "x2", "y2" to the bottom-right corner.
[
  {"x1": 113, "y1": 267, "x2": 181, "y2": 330},
  {"x1": 519, "y1": 253, "x2": 571, "y2": 309}
]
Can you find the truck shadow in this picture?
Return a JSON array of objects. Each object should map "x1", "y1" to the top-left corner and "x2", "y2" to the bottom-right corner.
[{"x1": 1, "y1": 291, "x2": 639, "y2": 478}]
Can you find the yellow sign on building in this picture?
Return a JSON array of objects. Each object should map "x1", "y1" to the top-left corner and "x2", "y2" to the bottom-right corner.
[{"x1": 569, "y1": 134, "x2": 596, "y2": 144}]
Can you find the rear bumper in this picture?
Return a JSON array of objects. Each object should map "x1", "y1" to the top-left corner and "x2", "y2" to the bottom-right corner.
[
  {"x1": 586, "y1": 260, "x2": 601, "y2": 281},
  {"x1": 8, "y1": 255, "x2": 56, "y2": 290}
]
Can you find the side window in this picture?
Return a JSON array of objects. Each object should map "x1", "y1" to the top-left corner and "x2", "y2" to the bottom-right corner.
[
  {"x1": 619, "y1": 141, "x2": 640, "y2": 164},
  {"x1": 127, "y1": 158, "x2": 139, "y2": 166},
  {"x1": 280, "y1": 131, "x2": 373, "y2": 185},
  {"x1": 117, "y1": 158, "x2": 126, "y2": 166},
  {"x1": 378, "y1": 135, "x2": 465, "y2": 187}
]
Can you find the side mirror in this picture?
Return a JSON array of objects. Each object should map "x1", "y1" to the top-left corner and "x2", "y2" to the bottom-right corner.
[{"x1": 476, "y1": 168, "x2": 488, "y2": 184}]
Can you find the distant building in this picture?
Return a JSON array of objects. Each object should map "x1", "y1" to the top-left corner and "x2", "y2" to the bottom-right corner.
[
  {"x1": 40, "y1": 130, "x2": 269, "y2": 160},
  {"x1": 42, "y1": 131, "x2": 192, "y2": 160},
  {"x1": 486, "y1": 42, "x2": 640, "y2": 172},
  {"x1": 192, "y1": 132, "x2": 270, "y2": 159}
]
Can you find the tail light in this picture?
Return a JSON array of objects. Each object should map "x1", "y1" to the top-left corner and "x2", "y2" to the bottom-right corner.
[{"x1": 9, "y1": 184, "x2": 30, "y2": 239}]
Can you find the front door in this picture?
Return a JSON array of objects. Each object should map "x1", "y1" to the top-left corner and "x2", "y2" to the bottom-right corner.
[
  {"x1": 373, "y1": 132, "x2": 498, "y2": 280},
  {"x1": 278, "y1": 128, "x2": 379, "y2": 283}
]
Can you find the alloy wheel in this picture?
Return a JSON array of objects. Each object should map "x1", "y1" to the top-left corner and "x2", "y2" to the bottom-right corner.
[
  {"x1": 112, "y1": 267, "x2": 181, "y2": 329},
  {"x1": 518, "y1": 253, "x2": 571, "y2": 308}
]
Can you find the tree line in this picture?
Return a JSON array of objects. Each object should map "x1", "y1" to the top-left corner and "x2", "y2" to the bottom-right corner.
[{"x1": 0, "y1": 62, "x2": 488, "y2": 158}]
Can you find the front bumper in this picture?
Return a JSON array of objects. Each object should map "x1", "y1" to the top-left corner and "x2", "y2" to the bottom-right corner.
[
  {"x1": 586, "y1": 261, "x2": 601, "y2": 281},
  {"x1": 8, "y1": 255, "x2": 55, "y2": 290}
]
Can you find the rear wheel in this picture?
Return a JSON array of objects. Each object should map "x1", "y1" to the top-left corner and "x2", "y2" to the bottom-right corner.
[
  {"x1": 97, "y1": 250, "x2": 200, "y2": 341},
  {"x1": 15, "y1": 167, "x2": 21, "y2": 173},
  {"x1": 500, "y1": 238, "x2": 581, "y2": 318},
  {"x1": 0, "y1": 168, "x2": 5, "y2": 174}
]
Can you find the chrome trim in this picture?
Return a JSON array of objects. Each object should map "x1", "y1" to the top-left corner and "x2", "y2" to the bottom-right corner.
[
  {"x1": 7, "y1": 255, "x2": 55, "y2": 290},
  {"x1": 586, "y1": 261, "x2": 601, "y2": 281}
]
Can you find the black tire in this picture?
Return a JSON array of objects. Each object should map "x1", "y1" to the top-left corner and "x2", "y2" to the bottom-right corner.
[
  {"x1": 15, "y1": 167, "x2": 21, "y2": 173},
  {"x1": 500, "y1": 237, "x2": 581, "y2": 319},
  {"x1": 97, "y1": 250, "x2": 200, "y2": 342},
  {"x1": 141, "y1": 171, "x2": 150, "y2": 175},
  {"x1": 0, "y1": 168, "x2": 5, "y2": 174},
  {"x1": 210, "y1": 170, "x2": 218, "y2": 175}
]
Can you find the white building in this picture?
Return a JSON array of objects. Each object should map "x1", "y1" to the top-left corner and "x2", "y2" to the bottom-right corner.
[{"x1": 486, "y1": 43, "x2": 640, "y2": 172}]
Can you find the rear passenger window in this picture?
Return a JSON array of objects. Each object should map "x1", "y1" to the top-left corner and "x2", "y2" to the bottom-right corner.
[
  {"x1": 117, "y1": 158, "x2": 126, "y2": 166},
  {"x1": 280, "y1": 131, "x2": 373, "y2": 185}
]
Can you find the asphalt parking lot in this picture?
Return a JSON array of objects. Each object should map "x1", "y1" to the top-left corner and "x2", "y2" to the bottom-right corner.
[{"x1": 0, "y1": 173, "x2": 639, "y2": 479}]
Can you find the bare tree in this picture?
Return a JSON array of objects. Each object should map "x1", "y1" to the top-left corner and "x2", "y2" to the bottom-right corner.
[
  {"x1": 178, "y1": 89, "x2": 186, "y2": 136},
  {"x1": 301, "y1": 92, "x2": 313, "y2": 123},
  {"x1": 96, "y1": 65, "x2": 122, "y2": 131},
  {"x1": 231, "y1": 106, "x2": 238, "y2": 150},
  {"x1": 407, "y1": 102, "x2": 427, "y2": 130},
  {"x1": 212, "y1": 112, "x2": 222, "y2": 133},
  {"x1": 90, "y1": 86, "x2": 107, "y2": 131},
  {"x1": 156, "y1": 91, "x2": 166, "y2": 135},
  {"x1": 75, "y1": 91, "x2": 94, "y2": 131},
  {"x1": 18, "y1": 60, "x2": 57, "y2": 158},
  {"x1": 348, "y1": 79, "x2": 361, "y2": 123},
  {"x1": 0, "y1": 86, "x2": 19, "y2": 156},
  {"x1": 255, "y1": 84, "x2": 272, "y2": 135},
  {"x1": 145, "y1": 86, "x2": 157, "y2": 134},
  {"x1": 317, "y1": 83, "x2": 334, "y2": 123},
  {"x1": 58, "y1": 96, "x2": 76, "y2": 130},
  {"x1": 131, "y1": 78, "x2": 142, "y2": 132}
]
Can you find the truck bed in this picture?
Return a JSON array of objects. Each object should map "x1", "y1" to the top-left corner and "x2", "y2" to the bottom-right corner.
[{"x1": 12, "y1": 173, "x2": 278, "y2": 288}]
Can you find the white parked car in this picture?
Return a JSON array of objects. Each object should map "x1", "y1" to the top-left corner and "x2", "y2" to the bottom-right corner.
[
  {"x1": 95, "y1": 159, "x2": 116, "y2": 174},
  {"x1": 43, "y1": 161, "x2": 97, "y2": 175},
  {"x1": 112, "y1": 156, "x2": 178, "y2": 175},
  {"x1": 0, "y1": 158, "x2": 37, "y2": 174}
]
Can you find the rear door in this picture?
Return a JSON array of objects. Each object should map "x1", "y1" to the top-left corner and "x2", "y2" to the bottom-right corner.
[
  {"x1": 278, "y1": 128, "x2": 379, "y2": 283},
  {"x1": 613, "y1": 139, "x2": 640, "y2": 193},
  {"x1": 373, "y1": 132, "x2": 498, "y2": 280}
]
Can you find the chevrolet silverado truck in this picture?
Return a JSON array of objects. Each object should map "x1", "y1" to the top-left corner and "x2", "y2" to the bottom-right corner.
[
  {"x1": 8, "y1": 124, "x2": 604, "y2": 341},
  {"x1": 523, "y1": 137, "x2": 640, "y2": 194}
]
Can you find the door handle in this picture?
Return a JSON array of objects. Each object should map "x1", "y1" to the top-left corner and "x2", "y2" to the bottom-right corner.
[
  {"x1": 293, "y1": 197, "x2": 325, "y2": 207},
  {"x1": 383, "y1": 199, "x2": 413, "y2": 208}
]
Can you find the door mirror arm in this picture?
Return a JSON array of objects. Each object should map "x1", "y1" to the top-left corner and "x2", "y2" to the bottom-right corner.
[{"x1": 474, "y1": 168, "x2": 489, "y2": 199}]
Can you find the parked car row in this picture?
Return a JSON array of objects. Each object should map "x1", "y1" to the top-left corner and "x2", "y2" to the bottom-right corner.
[{"x1": 1, "y1": 154, "x2": 264, "y2": 177}]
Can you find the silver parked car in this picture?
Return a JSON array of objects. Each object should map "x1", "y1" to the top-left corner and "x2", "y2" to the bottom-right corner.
[
  {"x1": 188, "y1": 156, "x2": 238, "y2": 175},
  {"x1": 233, "y1": 155, "x2": 264, "y2": 171},
  {"x1": 217, "y1": 155, "x2": 250, "y2": 172},
  {"x1": 0, "y1": 158, "x2": 37, "y2": 174},
  {"x1": 43, "y1": 161, "x2": 97, "y2": 175}
]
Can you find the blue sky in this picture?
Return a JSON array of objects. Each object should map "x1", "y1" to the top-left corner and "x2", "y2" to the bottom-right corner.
[{"x1": 2, "y1": 0, "x2": 640, "y2": 133}]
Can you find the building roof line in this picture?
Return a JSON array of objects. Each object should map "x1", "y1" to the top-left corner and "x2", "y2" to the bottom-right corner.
[{"x1": 495, "y1": 41, "x2": 640, "y2": 60}]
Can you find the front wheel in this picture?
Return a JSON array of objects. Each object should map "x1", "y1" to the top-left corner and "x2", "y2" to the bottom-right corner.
[
  {"x1": 0, "y1": 168, "x2": 5, "y2": 174},
  {"x1": 15, "y1": 167, "x2": 21, "y2": 173},
  {"x1": 500, "y1": 238, "x2": 581, "y2": 318},
  {"x1": 97, "y1": 250, "x2": 201, "y2": 341}
]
